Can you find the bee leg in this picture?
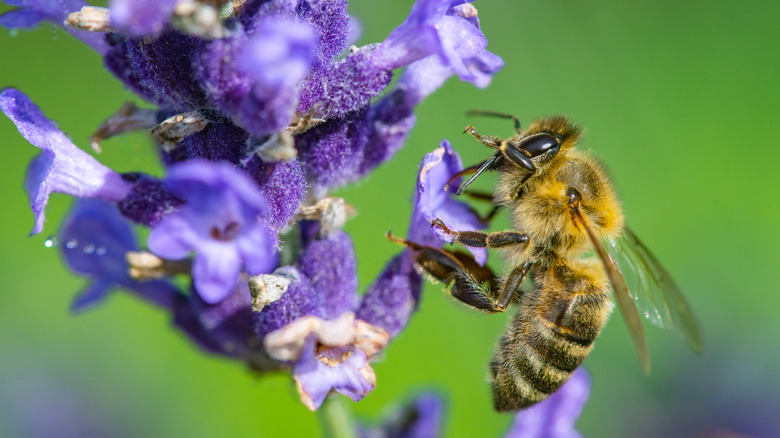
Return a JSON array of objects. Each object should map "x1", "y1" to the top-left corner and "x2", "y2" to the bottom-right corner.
[
  {"x1": 466, "y1": 110, "x2": 522, "y2": 135},
  {"x1": 431, "y1": 219, "x2": 529, "y2": 250},
  {"x1": 464, "y1": 125, "x2": 503, "y2": 148},
  {"x1": 388, "y1": 233, "x2": 502, "y2": 312},
  {"x1": 494, "y1": 261, "x2": 534, "y2": 310}
]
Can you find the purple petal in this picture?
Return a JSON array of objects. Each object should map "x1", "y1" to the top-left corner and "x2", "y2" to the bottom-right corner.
[
  {"x1": 236, "y1": 223, "x2": 278, "y2": 275},
  {"x1": 373, "y1": 0, "x2": 502, "y2": 86},
  {"x1": 147, "y1": 160, "x2": 277, "y2": 303},
  {"x1": 505, "y1": 369, "x2": 590, "y2": 438},
  {"x1": 0, "y1": 89, "x2": 132, "y2": 235},
  {"x1": 0, "y1": 0, "x2": 109, "y2": 54},
  {"x1": 411, "y1": 139, "x2": 487, "y2": 264},
  {"x1": 109, "y1": 0, "x2": 179, "y2": 36},
  {"x1": 69, "y1": 280, "x2": 113, "y2": 314},
  {"x1": 60, "y1": 198, "x2": 181, "y2": 312},
  {"x1": 60, "y1": 198, "x2": 136, "y2": 278},
  {"x1": 294, "y1": 337, "x2": 375, "y2": 410},
  {"x1": 356, "y1": 251, "x2": 422, "y2": 338},
  {"x1": 191, "y1": 242, "x2": 242, "y2": 304},
  {"x1": 234, "y1": 17, "x2": 317, "y2": 136},
  {"x1": 0, "y1": 9, "x2": 48, "y2": 28},
  {"x1": 147, "y1": 213, "x2": 199, "y2": 259}
]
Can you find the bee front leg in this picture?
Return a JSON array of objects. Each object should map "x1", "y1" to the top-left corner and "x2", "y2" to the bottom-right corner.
[{"x1": 431, "y1": 219, "x2": 529, "y2": 250}]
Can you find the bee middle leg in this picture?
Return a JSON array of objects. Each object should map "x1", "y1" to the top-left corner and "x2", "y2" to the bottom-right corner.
[{"x1": 431, "y1": 218, "x2": 529, "y2": 250}]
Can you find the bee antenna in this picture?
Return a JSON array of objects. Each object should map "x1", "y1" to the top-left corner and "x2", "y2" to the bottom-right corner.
[{"x1": 455, "y1": 152, "x2": 502, "y2": 195}]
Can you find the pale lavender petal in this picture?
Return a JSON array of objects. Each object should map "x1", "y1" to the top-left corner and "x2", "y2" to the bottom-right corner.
[
  {"x1": 191, "y1": 242, "x2": 242, "y2": 304},
  {"x1": 69, "y1": 280, "x2": 113, "y2": 314},
  {"x1": 505, "y1": 369, "x2": 590, "y2": 438},
  {"x1": 60, "y1": 198, "x2": 181, "y2": 312},
  {"x1": 0, "y1": 89, "x2": 132, "y2": 235},
  {"x1": 411, "y1": 139, "x2": 487, "y2": 264},
  {"x1": 110, "y1": 0, "x2": 180, "y2": 36},
  {"x1": 148, "y1": 160, "x2": 277, "y2": 303},
  {"x1": 147, "y1": 214, "x2": 199, "y2": 260},
  {"x1": 235, "y1": 17, "x2": 317, "y2": 136},
  {"x1": 236, "y1": 223, "x2": 278, "y2": 275}
]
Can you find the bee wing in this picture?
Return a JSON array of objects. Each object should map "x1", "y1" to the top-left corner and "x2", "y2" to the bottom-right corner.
[
  {"x1": 571, "y1": 206, "x2": 651, "y2": 373},
  {"x1": 607, "y1": 228, "x2": 702, "y2": 352}
]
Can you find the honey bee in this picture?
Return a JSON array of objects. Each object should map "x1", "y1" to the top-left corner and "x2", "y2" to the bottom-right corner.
[{"x1": 390, "y1": 113, "x2": 701, "y2": 411}]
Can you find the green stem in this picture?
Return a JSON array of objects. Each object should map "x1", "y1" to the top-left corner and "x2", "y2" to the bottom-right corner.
[{"x1": 318, "y1": 395, "x2": 358, "y2": 438}]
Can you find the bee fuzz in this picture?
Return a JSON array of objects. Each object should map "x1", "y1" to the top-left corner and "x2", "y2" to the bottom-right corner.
[
  {"x1": 65, "y1": 6, "x2": 113, "y2": 33},
  {"x1": 90, "y1": 102, "x2": 158, "y2": 152},
  {"x1": 151, "y1": 110, "x2": 211, "y2": 152},
  {"x1": 248, "y1": 273, "x2": 292, "y2": 312},
  {"x1": 126, "y1": 251, "x2": 191, "y2": 280}
]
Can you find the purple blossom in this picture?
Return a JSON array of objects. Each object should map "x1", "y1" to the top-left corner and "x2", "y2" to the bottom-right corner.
[
  {"x1": 0, "y1": 88, "x2": 133, "y2": 235},
  {"x1": 147, "y1": 160, "x2": 278, "y2": 303},
  {"x1": 0, "y1": 0, "x2": 109, "y2": 54},
  {"x1": 264, "y1": 312, "x2": 389, "y2": 411},
  {"x1": 60, "y1": 198, "x2": 180, "y2": 313},
  {"x1": 411, "y1": 139, "x2": 487, "y2": 264},
  {"x1": 293, "y1": 336, "x2": 375, "y2": 410},
  {"x1": 2, "y1": 0, "x2": 507, "y2": 420},
  {"x1": 358, "y1": 141, "x2": 484, "y2": 336},
  {"x1": 505, "y1": 369, "x2": 590, "y2": 438},
  {"x1": 109, "y1": 0, "x2": 179, "y2": 36},
  {"x1": 234, "y1": 17, "x2": 318, "y2": 136},
  {"x1": 373, "y1": 0, "x2": 501, "y2": 86}
]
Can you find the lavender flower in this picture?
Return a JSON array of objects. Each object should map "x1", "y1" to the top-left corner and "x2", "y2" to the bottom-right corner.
[
  {"x1": 147, "y1": 160, "x2": 278, "y2": 303},
  {"x1": 0, "y1": 89, "x2": 132, "y2": 235},
  {"x1": 357, "y1": 140, "x2": 486, "y2": 336},
  {"x1": 1, "y1": 0, "x2": 504, "y2": 415},
  {"x1": 59, "y1": 198, "x2": 179, "y2": 312}
]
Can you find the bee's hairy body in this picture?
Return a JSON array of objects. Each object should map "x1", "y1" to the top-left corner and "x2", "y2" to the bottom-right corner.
[
  {"x1": 392, "y1": 113, "x2": 699, "y2": 412},
  {"x1": 484, "y1": 116, "x2": 624, "y2": 410}
]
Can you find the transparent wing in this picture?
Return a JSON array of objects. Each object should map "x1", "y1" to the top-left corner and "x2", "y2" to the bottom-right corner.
[
  {"x1": 607, "y1": 227, "x2": 702, "y2": 352},
  {"x1": 571, "y1": 206, "x2": 650, "y2": 373}
]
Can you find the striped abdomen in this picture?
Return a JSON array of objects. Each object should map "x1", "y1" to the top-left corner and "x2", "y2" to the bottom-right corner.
[{"x1": 490, "y1": 259, "x2": 613, "y2": 411}]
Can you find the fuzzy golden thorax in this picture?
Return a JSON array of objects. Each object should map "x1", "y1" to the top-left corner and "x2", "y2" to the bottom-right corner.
[{"x1": 501, "y1": 148, "x2": 623, "y2": 260}]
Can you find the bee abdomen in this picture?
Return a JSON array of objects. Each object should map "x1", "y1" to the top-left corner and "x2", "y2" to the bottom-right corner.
[{"x1": 489, "y1": 263, "x2": 613, "y2": 411}]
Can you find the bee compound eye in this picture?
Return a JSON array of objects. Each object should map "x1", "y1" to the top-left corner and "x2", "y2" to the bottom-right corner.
[{"x1": 521, "y1": 134, "x2": 559, "y2": 158}]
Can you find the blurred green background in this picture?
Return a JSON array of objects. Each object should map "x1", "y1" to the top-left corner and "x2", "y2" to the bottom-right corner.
[{"x1": 2, "y1": 0, "x2": 779, "y2": 437}]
